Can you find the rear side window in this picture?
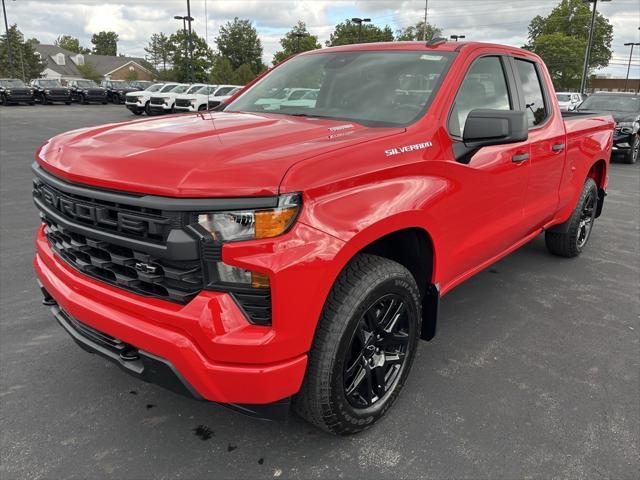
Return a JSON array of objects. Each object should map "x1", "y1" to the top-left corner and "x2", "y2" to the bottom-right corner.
[
  {"x1": 514, "y1": 59, "x2": 547, "y2": 127},
  {"x1": 448, "y1": 56, "x2": 511, "y2": 138}
]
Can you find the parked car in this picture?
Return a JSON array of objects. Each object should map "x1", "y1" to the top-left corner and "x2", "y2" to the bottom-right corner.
[
  {"x1": 130, "y1": 80, "x2": 153, "y2": 91},
  {"x1": 31, "y1": 79, "x2": 72, "y2": 105},
  {"x1": 125, "y1": 83, "x2": 178, "y2": 115},
  {"x1": 68, "y1": 79, "x2": 108, "y2": 104},
  {"x1": 256, "y1": 87, "x2": 316, "y2": 110},
  {"x1": 575, "y1": 91, "x2": 640, "y2": 164},
  {"x1": 148, "y1": 84, "x2": 204, "y2": 114},
  {"x1": 101, "y1": 80, "x2": 138, "y2": 104},
  {"x1": 278, "y1": 89, "x2": 319, "y2": 110},
  {"x1": 556, "y1": 92, "x2": 583, "y2": 112},
  {"x1": 207, "y1": 86, "x2": 242, "y2": 109},
  {"x1": 174, "y1": 84, "x2": 219, "y2": 112},
  {"x1": 0, "y1": 78, "x2": 35, "y2": 105},
  {"x1": 33, "y1": 41, "x2": 614, "y2": 435}
]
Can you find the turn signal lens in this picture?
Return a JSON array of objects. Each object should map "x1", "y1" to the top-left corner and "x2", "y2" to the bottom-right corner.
[{"x1": 255, "y1": 206, "x2": 298, "y2": 239}]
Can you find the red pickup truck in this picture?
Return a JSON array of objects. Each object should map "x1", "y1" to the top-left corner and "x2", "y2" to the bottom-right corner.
[{"x1": 33, "y1": 41, "x2": 613, "y2": 435}]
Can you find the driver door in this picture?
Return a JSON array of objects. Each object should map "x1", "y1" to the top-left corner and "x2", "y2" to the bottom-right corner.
[{"x1": 437, "y1": 55, "x2": 531, "y2": 284}]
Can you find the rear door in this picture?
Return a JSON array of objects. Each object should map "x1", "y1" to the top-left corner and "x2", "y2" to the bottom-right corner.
[{"x1": 509, "y1": 56, "x2": 566, "y2": 229}]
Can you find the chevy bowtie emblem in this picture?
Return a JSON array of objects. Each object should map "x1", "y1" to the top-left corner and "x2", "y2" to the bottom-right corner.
[{"x1": 135, "y1": 262, "x2": 158, "y2": 274}]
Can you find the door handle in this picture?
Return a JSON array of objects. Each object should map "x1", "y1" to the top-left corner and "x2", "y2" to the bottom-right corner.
[
  {"x1": 552, "y1": 143, "x2": 565, "y2": 152},
  {"x1": 512, "y1": 153, "x2": 529, "y2": 163}
]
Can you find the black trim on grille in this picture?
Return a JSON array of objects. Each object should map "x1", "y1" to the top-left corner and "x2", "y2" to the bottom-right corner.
[
  {"x1": 175, "y1": 99, "x2": 191, "y2": 107},
  {"x1": 44, "y1": 218, "x2": 203, "y2": 303}
]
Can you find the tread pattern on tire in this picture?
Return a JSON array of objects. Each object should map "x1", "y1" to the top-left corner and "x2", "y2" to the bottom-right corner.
[
  {"x1": 293, "y1": 253, "x2": 421, "y2": 435},
  {"x1": 545, "y1": 177, "x2": 597, "y2": 258}
]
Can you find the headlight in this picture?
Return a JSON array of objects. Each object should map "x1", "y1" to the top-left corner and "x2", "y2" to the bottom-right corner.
[
  {"x1": 45, "y1": 89, "x2": 51, "y2": 94},
  {"x1": 197, "y1": 193, "x2": 301, "y2": 287},
  {"x1": 83, "y1": 89, "x2": 89, "y2": 93},
  {"x1": 617, "y1": 121, "x2": 639, "y2": 135},
  {"x1": 197, "y1": 193, "x2": 301, "y2": 242},
  {"x1": 6, "y1": 89, "x2": 11, "y2": 94}
]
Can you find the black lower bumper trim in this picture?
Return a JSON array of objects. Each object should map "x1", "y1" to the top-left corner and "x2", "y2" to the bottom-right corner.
[{"x1": 48, "y1": 299, "x2": 291, "y2": 421}]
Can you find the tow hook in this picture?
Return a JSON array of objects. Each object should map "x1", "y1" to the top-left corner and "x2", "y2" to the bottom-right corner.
[
  {"x1": 39, "y1": 284, "x2": 57, "y2": 306},
  {"x1": 119, "y1": 347, "x2": 140, "y2": 362}
]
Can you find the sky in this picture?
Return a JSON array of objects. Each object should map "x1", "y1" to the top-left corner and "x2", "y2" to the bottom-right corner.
[{"x1": 3, "y1": 0, "x2": 639, "y2": 77}]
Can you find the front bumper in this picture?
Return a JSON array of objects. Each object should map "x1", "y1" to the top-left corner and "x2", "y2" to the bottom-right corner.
[
  {"x1": 612, "y1": 133, "x2": 635, "y2": 151},
  {"x1": 45, "y1": 95, "x2": 72, "y2": 103},
  {"x1": 6, "y1": 95, "x2": 34, "y2": 103},
  {"x1": 34, "y1": 226, "x2": 310, "y2": 405},
  {"x1": 125, "y1": 102, "x2": 145, "y2": 112},
  {"x1": 149, "y1": 104, "x2": 172, "y2": 113},
  {"x1": 174, "y1": 105, "x2": 197, "y2": 112}
]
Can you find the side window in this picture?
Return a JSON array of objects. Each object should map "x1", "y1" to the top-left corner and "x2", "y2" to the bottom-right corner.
[
  {"x1": 449, "y1": 56, "x2": 511, "y2": 138},
  {"x1": 514, "y1": 59, "x2": 548, "y2": 127}
]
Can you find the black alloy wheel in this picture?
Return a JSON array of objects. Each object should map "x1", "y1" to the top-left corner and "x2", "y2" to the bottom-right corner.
[
  {"x1": 576, "y1": 188, "x2": 596, "y2": 250},
  {"x1": 343, "y1": 294, "x2": 410, "y2": 409}
]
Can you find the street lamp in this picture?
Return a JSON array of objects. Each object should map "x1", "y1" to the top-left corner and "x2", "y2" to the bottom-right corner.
[
  {"x1": 173, "y1": 10, "x2": 195, "y2": 82},
  {"x1": 351, "y1": 17, "x2": 371, "y2": 43},
  {"x1": 580, "y1": 0, "x2": 612, "y2": 95},
  {"x1": 623, "y1": 42, "x2": 640, "y2": 92},
  {"x1": 450, "y1": 34, "x2": 466, "y2": 42}
]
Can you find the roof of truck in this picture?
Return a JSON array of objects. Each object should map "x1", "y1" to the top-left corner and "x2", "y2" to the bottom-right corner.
[{"x1": 303, "y1": 41, "x2": 531, "y2": 55}]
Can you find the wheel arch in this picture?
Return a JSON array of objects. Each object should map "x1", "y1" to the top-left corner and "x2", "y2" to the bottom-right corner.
[{"x1": 587, "y1": 159, "x2": 607, "y2": 218}]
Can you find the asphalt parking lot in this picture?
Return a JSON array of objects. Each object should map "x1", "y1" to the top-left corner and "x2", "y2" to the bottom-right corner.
[{"x1": 1, "y1": 104, "x2": 638, "y2": 479}]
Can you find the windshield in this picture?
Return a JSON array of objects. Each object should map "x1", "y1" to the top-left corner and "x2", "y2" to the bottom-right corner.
[
  {"x1": 556, "y1": 94, "x2": 572, "y2": 102},
  {"x1": 146, "y1": 84, "x2": 164, "y2": 92},
  {"x1": 38, "y1": 79, "x2": 62, "y2": 87},
  {"x1": 187, "y1": 85, "x2": 204, "y2": 94},
  {"x1": 0, "y1": 79, "x2": 26, "y2": 87},
  {"x1": 215, "y1": 86, "x2": 236, "y2": 96},
  {"x1": 196, "y1": 86, "x2": 217, "y2": 95},
  {"x1": 160, "y1": 84, "x2": 177, "y2": 92},
  {"x1": 76, "y1": 80, "x2": 97, "y2": 88},
  {"x1": 229, "y1": 50, "x2": 454, "y2": 126},
  {"x1": 170, "y1": 85, "x2": 189, "y2": 93},
  {"x1": 112, "y1": 81, "x2": 131, "y2": 89},
  {"x1": 579, "y1": 94, "x2": 640, "y2": 113}
]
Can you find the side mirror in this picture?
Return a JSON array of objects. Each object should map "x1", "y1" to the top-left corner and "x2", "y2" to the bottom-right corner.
[{"x1": 454, "y1": 109, "x2": 528, "y2": 164}]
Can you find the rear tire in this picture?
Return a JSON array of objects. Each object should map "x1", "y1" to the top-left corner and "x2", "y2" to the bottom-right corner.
[
  {"x1": 293, "y1": 254, "x2": 421, "y2": 435},
  {"x1": 545, "y1": 177, "x2": 598, "y2": 258},
  {"x1": 623, "y1": 135, "x2": 639, "y2": 164}
]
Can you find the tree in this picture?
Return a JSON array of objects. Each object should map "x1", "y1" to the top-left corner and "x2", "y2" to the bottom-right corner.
[
  {"x1": 91, "y1": 31, "x2": 119, "y2": 56},
  {"x1": 395, "y1": 21, "x2": 442, "y2": 42},
  {"x1": 216, "y1": 18, "x2": 264, "y2": 74},
  {"x1": 76, "y1": 61, "x2": 102, "y2": 82},
  {"x1": 0, "y1": 25, "x2": 46, "y2": 81},
  {"x1": 144, "y1": 33, "x2": 171, "y2": 71},
  {"x1": 524, "y1": 0, "x2": 612, "y2": 90},
  {"x1": 326, "y1": 20, "x2": 394, "y2": 46},
  {"x1": 209, "y1": 56, "x2": 236, "y2": 84},
  {"x1": 168, "y1": 29, "x2": 214, "y2": 82},
  {"x1": 272, "y1": 21, "x2": 321, "y2": 65},
  {"x1": 234, "y1": 63, "x2": 255, "y2": 84},
  {"x1": 54, "y1": 35, "x2": 90, "y2": 54}
]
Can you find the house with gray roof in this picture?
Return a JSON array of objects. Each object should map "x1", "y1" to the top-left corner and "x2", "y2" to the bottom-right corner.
[{"x1": 35, "y1": 44, "x2": 154, "y2": 82}]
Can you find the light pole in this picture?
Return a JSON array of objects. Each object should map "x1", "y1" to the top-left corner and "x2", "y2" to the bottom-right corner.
[
  {"x1": 1, "y1": 0, "x2": 14, "y2": 77},
  {"x1": 351, "y1": 17, "x2": 371, "y2": 43},
  {"x1": 580, "y1": 0, "x2": 611, "y2": 95},
  {"x1": 450, "y1": 34, "x2": 466, "y2": 42},
  {"x1": 174, "y1": 13, "x2": 194, "y2": 82},
  {"x1": 623, "y1": 42, "x2": 640, "y2": 92},
  {"x1": 422, "y1": 0, "x2": 429, "y2": 41}
]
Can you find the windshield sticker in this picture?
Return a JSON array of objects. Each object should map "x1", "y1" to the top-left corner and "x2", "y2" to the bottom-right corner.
[{"x1": 385, "y1": 141, "x2": 433, "y2": 157}]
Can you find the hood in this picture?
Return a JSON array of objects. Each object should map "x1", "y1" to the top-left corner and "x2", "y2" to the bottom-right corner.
[
  {"x1": 37, "y1": 112, "x2": 403, "y2": 197},
  {"x1": 126, "y1": 91, "x2": 145, "y2": 97},
  {"x1": 175, "y1": 94, "x2": 197, "y2": 100},
  {"x1": 577, "y1": 109, "x2": 639, "y2": 123}
]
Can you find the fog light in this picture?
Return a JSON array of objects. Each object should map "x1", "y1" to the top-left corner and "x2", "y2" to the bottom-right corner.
[{"x1": 216, "y1": 262, "x2": 270, "y2": 288}]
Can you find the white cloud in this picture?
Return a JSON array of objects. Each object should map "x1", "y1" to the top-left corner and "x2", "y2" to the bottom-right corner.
[{"x1": 4, "y1": 0, "x2": 639, "y2": 75}]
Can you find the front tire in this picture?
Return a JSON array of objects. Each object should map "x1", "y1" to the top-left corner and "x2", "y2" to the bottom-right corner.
[
  {"x1": 545, "y1": 177, "x2": 598, "y2": 257},
  {"x1": 623, "y1": 135, "x2": 639, "y2": 164},
  {"x1": 293, "y1": 254, "x2": 421, "y2": 435},
  {"x1": 144, "y1": 101, "x2": 151, "y2": 115}
]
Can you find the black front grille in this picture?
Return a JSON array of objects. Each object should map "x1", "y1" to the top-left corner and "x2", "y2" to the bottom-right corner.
[
  {"x1": 88, "y1": 89, "x2": 104, "y2": 96},
  {"x1": 175, "y1": 99, "x2": 191, "y2": 107},
  {"x1": 33, "y1": 179, "x2": 175, "y2": 242},
  {"x1": 150, "y1": 96, "x2": 165, "y2": 105},
  {"x1": 44, "y1": 218, "x2": 203, "y2": 303}
]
